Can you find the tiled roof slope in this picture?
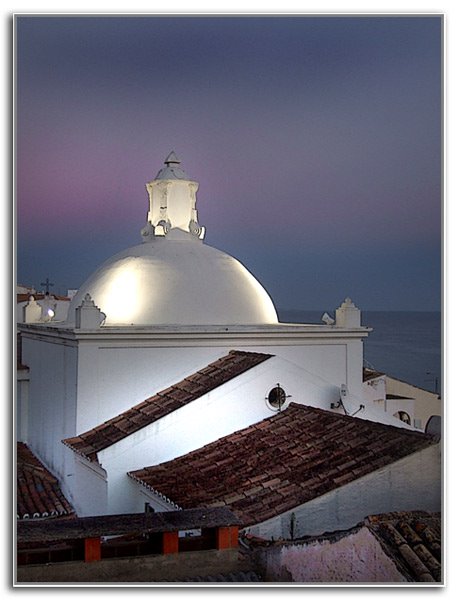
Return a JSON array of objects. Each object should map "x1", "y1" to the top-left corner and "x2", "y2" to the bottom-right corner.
[
  {"x1": 18, "y1": 507, "x2": 239, "y2": 543},
  {"x1": 366, "y1": 511, "x2": 441, "y2": 582},
  {"x1": 129, "y1": 403, "x2": 437, "y2": 528},
  {"x1": 17, "y1": 293, "x2": 70, "y2": 303},
  {"x1": 17, "y1": 443, "x2": 74, "y2": 520},
  {"x1": 63, "y1": 350, "x2": 272, "y2": 461}
]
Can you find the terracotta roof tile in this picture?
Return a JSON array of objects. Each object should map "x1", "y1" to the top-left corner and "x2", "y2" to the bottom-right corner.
[
  {"x1": 129, "y1": 404, "x2": 437, "y2": 528},
  {"x1": 17, "y1": 293, "x2": 70, "y2": 303},
  {"x1": 366, "y1": 511, "x2": 441, "y2": 582},
  {"x1": 18, "y1": 507, "x2": 240, "y2": 544},
  {"x1": 17, "y1": 443, "x2": 74, "y2": 520},
  {"x1": 363, "y1": 367, "x2": 385, "y2": 382},
  {"x1": 62, "y1": 350, "x2": 272, "y2": 461}
]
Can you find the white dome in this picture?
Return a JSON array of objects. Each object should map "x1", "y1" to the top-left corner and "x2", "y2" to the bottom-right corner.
[{"x1": 67, "y1": 231, "x2": 278, "y2": 326}]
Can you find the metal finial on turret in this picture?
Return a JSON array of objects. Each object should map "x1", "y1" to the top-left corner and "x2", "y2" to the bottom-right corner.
[
  {"x1": 154, "y1": 151, "x2": 188, "y2": 181},
  {"x1": 164, "y1": 151, "x2": 180, "y2": 165}
]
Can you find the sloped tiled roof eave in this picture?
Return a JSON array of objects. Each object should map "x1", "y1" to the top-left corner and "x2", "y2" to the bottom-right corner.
[
  {"x1": 17, "y1": 443, "x2": 75, "y2": 520},
  {"x1": 129, "y1": 403, "x2": 438, "y2": 528},
  {"x1": 62, "y1": 350, "x2": 272, "y2": 461}
]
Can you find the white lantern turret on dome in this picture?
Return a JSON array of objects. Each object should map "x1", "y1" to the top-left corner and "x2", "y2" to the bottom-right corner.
[{"x1": 141, "y1": 151, "x2": 205, "y2": 240}]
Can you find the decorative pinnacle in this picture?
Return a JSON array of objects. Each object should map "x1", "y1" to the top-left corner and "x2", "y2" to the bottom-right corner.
[{"x1": 164, "y1": 151, "x2": 181, "y2": 165}]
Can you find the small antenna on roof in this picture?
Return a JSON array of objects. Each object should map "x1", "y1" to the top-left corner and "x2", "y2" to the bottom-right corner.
[{"x1": 40, "y1": 277, "x2": 54, "y2": 294}]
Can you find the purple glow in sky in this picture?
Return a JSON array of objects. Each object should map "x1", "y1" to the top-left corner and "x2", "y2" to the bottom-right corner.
[{"x1": 16, "y1": 15, "x2": 442, "y2": 310}]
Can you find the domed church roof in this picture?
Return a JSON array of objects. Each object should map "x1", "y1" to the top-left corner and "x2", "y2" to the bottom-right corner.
[{"x1": 66, "y1": 154, "x2": 278, "y2": 327}]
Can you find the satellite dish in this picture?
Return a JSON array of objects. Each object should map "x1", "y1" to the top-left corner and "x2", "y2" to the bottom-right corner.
[
  {"x1": 321, "y1": 312, "x2": 335, "y2": 325},
  {"x1": 425, "y1": 415, "x2": 441, "y2": 437}
]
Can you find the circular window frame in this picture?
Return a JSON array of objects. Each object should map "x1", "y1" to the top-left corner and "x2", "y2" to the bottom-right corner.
[
  {"x1": 266, "y1": 384, "x2": 288, "y2": 412},
  {"x1": 394, "y1": 410, "x2": 411, "y2": 425}
]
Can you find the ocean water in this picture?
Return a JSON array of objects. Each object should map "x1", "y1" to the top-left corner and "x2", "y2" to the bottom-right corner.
[{"x1": 277, "y1": 310, "x2": 442, "y2": 395}]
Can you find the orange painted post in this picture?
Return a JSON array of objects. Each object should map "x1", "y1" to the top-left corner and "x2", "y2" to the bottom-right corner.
[
  {"x1": 216, "y1": 526, "x2": 239, "y2": 550},
  {"x1": 162, "y1": 531, "x2": 179, "y2": 554},
  {"x1": 229, "y1": 525, "x2": 239, "y2": 548},
  {"x1": 216, "y1": 526, "x2": 229, "y2": 549},
  {"x1": 217, "y1": 526, "x2": 239, "y2": 550},
  {"x1": 84, "y1": 537, "x2": 101, "y2": 562}
]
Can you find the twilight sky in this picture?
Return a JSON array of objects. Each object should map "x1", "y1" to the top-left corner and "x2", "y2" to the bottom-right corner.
[{"x1": 16, "y1": 15, "x2": 442, "y2": 311}]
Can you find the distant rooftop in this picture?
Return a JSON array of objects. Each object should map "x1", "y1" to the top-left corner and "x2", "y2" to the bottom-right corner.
[
  {"x1": 363, "y1": 367, "x2": 385, "y2": 382},
  {"x1": 17, "y1": 293, "x2": 71, "y2": 303},
  {"x1": 366, "y1": 510, "x2": 441, "y2": 582},
  {"x1": 17, "y1": 443, "x2": 74, "y2": 520}
]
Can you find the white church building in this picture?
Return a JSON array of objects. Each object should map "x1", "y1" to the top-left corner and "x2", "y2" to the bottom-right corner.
[{"x1": 17, "y1": 153, "x2": 441, "y2": 537}]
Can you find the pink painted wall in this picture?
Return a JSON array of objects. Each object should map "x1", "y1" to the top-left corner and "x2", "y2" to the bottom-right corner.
[{"x1": 277, "y1": 527, "x2": 406, "y2": 583}]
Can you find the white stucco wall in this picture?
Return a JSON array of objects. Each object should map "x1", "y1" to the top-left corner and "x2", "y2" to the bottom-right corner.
[
  {"x1": 67, "y1": 456, "x2": 108, "y2": 517},
  {"x1": 21, "y1": 334, "x2": 78, "y2": 482},
  {"x1": 75, "y1": 344, "x2": 228, "y2": 432},
  {"x1": 386, "y1": 376, "x2": 442, "y2": 431},
  {"x1": 362, "y1": 375, "x2": 386, "y2": 403},
  {"x1": 75, "y1": 336, "x2": 363, "y2": 433},
  {"x1": 19, "y1": 322, "x2": 368, "y2": 439},
  {"x1": 127, "y1": 478, "x2": 179, "y2": 515},
  {"x1": 244, "y1": 444, "x2": 441, "y2": 540},
  {"x1": 363, "y1": 376, "x2": 426, "y2": 429},
  {"x1": 16, "y1": 371, "x2": 29, "y2": 442}
]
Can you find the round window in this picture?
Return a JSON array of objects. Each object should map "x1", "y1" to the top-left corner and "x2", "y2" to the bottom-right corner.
[
  {"x1": 267, "y1": 385, "x2": 287, "y2": 411},
  {"x1": 395, "y1": 411, "x2": 411, "y2": 425}
]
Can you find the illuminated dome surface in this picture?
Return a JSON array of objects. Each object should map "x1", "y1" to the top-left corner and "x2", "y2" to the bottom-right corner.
[
  {"x1": 66, "y1": 231, "x2": 278, "y2": 326},
  {"x1": 66, "y1": 153, "x2": 278, "y2": 327}
]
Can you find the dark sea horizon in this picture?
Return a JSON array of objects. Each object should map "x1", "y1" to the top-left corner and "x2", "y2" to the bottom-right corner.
[{"x1": 277, "y1": 309, "x2": 442, "y2": 395}]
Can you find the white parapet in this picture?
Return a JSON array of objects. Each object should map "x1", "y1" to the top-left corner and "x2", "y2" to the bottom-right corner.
[
  {"x1": 335, "y1": 297, "x2": 361, "y2": 328},
  {"x1": 23, "y1": 296, "x2": 42, "y2": 323},
  {"x1": 75, "y1": 293, "x2": 106, "y2": 329}
]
